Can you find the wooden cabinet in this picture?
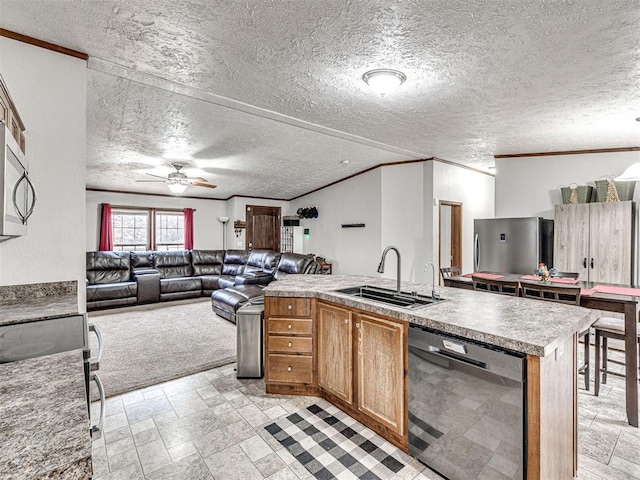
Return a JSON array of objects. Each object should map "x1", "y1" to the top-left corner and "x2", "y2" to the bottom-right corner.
[
  {"x1": 357, "y1": 313, "x2": 405, "y2": 434},
  {"x1": 317, "y1": 303, "x2": 353, "y2": 404},
  {"x1": 265, "y1": 297, "x2": 316, "y2": 394},
  {"x1": 554, "y1": 201, "x2": 633, "y2": 283},
  {"x1": 316, "y1": 301, "x2": 407, "y2": 443}
]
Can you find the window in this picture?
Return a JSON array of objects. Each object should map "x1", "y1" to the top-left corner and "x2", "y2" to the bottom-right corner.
[
  {"x1": 112, "y1": 208, "x2": 185, "y2": 251},
  {"x1": 155, "y1": 212, "x2": 184, "y2": 251}
]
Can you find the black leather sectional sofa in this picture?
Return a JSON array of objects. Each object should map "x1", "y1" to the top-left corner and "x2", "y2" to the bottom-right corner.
[{"x1": 86, "y1": 249, "x2": 319, "y2": 321}]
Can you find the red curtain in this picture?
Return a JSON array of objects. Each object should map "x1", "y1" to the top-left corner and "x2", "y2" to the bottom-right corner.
[
  {"x1": 99, "y1": 203, "x2": 113, "y2": 251},
  {"x1": 184, "y1": 208, "x2": 194, "y2": 250}
]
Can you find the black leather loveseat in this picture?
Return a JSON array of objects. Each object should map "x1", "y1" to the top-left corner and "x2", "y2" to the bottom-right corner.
[
  {"x1": 86, "y1": 249, "x2": 318, "y2": 311},
  {"x1": 210, "y1": 251, "x2": 318, "y2": 323}
]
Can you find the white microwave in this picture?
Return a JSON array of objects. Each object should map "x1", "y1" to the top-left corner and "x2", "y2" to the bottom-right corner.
[{"x1": 0, "y1": 124, "x2": 36, "y2": 237}]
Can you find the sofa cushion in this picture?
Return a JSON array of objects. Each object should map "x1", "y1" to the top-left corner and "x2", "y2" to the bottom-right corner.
[
  {"x1": 243, "y1": 249, "x2": 270, "y2": 274},
  {"x1": 160, "y1": 277, "x2": 202, "y2": 294},
  {"x1": 86, "y1": 251, "x2": 131, "y2": 285},
  {"x1": 154, "y1": 251, "x2": 193, "y2": 278},
  {"x1": 217, "y1": 275, "x2": 237, "y2": 290},
  {"x1": 200, "y1": 275, "x2": 222, "y2": 291},
  {"x1": 131, "y1": 251, "x2": 154, "y2": 269},
  {"x1": 222, "y1": 250, "x2": 249, "y2": 276},
  {"x1": 226, "y1": 284, "x2": 264, "y2": 300},
  {"x1": 87, "y1": 282, "x2": 137, "y2": 301},
  {"x1": 192, "y1": 250, "x2": 225, "y2": 276},
  {"x1": 273, "y1": 253, "x2": 316, "y2": 280}
]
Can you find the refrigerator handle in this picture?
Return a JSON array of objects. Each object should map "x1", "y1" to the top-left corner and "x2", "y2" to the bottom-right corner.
[
  {"x1": 583, "y1": 257, "x2": 587, "y2": 268},
  {"x1": 474, "y1": 234, "x2": 480, "y2": 271}
]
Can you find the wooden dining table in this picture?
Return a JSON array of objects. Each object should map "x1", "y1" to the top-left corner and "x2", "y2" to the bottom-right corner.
[{"x1": 444, "y1": 273, "x2": 640, "y2": 427}]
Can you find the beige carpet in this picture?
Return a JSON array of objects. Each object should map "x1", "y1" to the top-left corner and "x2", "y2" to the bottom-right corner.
[{"x1": 88, "y1": 298, "x2": 236, "y2": 398}]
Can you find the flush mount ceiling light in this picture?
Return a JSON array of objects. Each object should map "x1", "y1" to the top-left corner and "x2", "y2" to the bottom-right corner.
[{"x1": 362, "y1": 69, "x2": 406, "y2": 96}]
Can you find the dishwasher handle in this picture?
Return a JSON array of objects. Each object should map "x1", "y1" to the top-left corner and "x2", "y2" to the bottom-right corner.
[{"x1": 427, "y1": 345, "x2": 488, "y2": 370}]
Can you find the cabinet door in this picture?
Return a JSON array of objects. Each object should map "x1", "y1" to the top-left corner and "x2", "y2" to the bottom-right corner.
[
  {"x1": 356, "y1": 313, "x2": 406, "y2": 435},
  {"x1": 317, "y1": 303, "x2": 353, "y2": 404},
  {"x1": 589, "y1": 201, "x2": 633, "y2": 284},
  {"x1": 554, "y1": 204, "x2": 589, "y2": 279}
]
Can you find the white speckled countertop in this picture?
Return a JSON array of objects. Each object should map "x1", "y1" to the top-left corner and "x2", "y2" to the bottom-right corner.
[
  {"x1": 263, "y1": 275, "x2": 594, "y2": 357},
  {"x1": 0, "y1": 294, "x2": 80, "y2": 327},
  {"x1": 0, "y1": 350, "x2": 92, "y2": 479}
]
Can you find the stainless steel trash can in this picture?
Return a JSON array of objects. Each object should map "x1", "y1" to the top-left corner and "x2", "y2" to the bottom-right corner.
[{"x1": 236, "y1": 301, "x2": 264, "y2": 378}]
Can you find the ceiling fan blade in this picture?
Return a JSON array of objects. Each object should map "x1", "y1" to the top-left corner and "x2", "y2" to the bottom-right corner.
[
  {"x1": 145, "y1": 173, "x2": 169, "y2": 180},
  {"x1": 135, "y1": 180, "x2": 167, "y2": 183},
  {"x1": 186, "y1": 176, "x2": 208, "y2": 182},
  {"x1": 190, "y1": 182, "x2": 217, "y2": 189}
]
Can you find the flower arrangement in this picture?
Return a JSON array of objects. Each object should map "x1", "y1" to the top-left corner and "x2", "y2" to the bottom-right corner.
[{"x1": 538, "y1": 263, "x2": 550, "y2": 282}]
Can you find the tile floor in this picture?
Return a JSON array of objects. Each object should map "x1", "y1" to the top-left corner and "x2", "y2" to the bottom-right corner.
[{"x1": 91, "y1": 348, "x2": 640, "y2": 480}]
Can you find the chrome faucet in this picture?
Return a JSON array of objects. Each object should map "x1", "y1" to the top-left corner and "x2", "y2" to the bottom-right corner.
[
  {"x1": 424, "y1": 262, "x2": 440, "y2": 300},
  {"x1": 377, "y1": 246, "x2": 401, "y2": 294}
]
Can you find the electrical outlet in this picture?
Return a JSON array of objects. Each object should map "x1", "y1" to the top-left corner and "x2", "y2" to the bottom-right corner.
[{"x1": 237, "y1": 241, "x2": 243, "y2": 247}]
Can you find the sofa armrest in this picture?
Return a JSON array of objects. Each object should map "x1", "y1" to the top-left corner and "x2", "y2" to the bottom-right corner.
[
  {"x1": 234, "y1": 272, "x2": 273, "y2": 286},
  {"x1": 135, "y1": 271, "x2": 160, "y2": 304},
  {"x1": 133, "y1": 268, "x2": 160, "y2": 278}
]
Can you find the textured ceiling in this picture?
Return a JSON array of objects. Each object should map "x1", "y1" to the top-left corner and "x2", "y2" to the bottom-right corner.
[{"x1": 2, "y1": 0, "x2": 640, "y2": 199}]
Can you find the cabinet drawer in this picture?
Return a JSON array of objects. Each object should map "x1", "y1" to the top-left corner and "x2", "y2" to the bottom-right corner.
[
  {"x1": 269, "y1": 336, "x2": 313, "y2": 354},
  {"x1": 268, "y1": 298, "x2": 311, "y2": 317},
  {"x1": 268, "y1": 354, "x2": 313, "y2": 384},
  {"x1": 268, "y1": 318, "x2": 312, "y2": 335}
]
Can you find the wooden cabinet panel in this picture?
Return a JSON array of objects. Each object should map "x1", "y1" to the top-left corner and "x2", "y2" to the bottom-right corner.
[
  {"x1": 268, "y1": 336, "x2": 313, "y2": 354},
  {"x1": 554, "y1": 201, "x2": 634, "y2": 284},
  {"x1": 589, "y1": 202, "x2": 633, "y2": 284},
  {"x1": 267, "y1": 354, "x2": 313, "y2": 384},
  {"x1": 268, "y1": 297, "x2": 311, "y2": 317},
  {"x1": 356, "y1": 313, "x2": 405, "y2": 435},
  {"x1": 268, "y1": 318, "x2": 312, "y2": 335},
  {"x1": 317, "y1": 303, "x2": 353, "y2": 405},
  {"x1": 553, "y1": 204, "x2": 589, "y2": 279}
]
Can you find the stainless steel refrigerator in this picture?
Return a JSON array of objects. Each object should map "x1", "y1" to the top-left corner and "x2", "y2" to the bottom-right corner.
[{"x1": 474, "y1": 217, "x2": 554, "y2": 274}]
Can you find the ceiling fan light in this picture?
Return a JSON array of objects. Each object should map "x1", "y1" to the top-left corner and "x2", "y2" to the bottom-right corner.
[
  {"x1": 167, "y1": 183, "x2": 188, "y2": 194},
  {"x1": 615, "y1": 163, "x2": 640, "y2": 181},
  {"x1": 362, "y1": 69, "x2": 406, "y2": 96}
]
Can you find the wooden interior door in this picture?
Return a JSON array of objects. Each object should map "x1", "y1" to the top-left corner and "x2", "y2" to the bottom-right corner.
[
  {"x1": 317, "y1": 303, "x2": 353, "y2": 405},
  {"x1": 439, "y1": 201, "x2": 462, "y2": 279},
  {"x1": 589, "y1": 201, "x2": 632, "y2": 284},
  {"x1": 356, "y1": 313, "x2": 405, "y2": 435},
  {"x1": 246, "y1": 205, "x2": 281, "y2": 250},
  {"x1": 553, "y1": 204, "x2": 589, "y2": 280}
]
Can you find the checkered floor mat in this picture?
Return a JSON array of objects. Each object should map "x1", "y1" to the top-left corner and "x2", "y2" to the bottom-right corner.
[{"x1": 265, "y1": 403, "x2": 410, "y2": 480}]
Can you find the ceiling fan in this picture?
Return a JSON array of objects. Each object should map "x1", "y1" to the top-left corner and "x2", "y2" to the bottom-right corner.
[{"x1": 135, "y1": 163, "x2": 217, "y2": 194}]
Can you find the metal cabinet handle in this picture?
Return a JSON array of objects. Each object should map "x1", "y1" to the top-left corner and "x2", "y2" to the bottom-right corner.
[
  {"x1": 287, "y1": 304, "x2": 292, "y2": 310},
  {"x1": 287, "y1": 366, "x2": 292, "y2": 372},
  {"x1": 590, "y1": 258, "x2": 594, "y2": 269},
  {"x1": 344, "y1": 319, "x2": 348, "y2": 324},
  {"x1": 355, "y1": 323, "x2": 360, "y2": 328},
  {"x1": 88, "y1": 323, "x2": 104, "y2": 365},
  {"x1": 583, "y1": 257, "x2": 587, "y2": 268},
  {"x1": 90, "y1": 373, "x2": 106, "y2": 439},
  {"x1": 288, "y1": 342, "x2": 292, "y2": 347},
  {"x1": 287, "y1": 324, "x2": 292, "y2": 329}
]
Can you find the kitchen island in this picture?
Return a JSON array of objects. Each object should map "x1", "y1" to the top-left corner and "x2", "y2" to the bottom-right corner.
[{"x1": 263, "y1": 275, "x2": 593, "y2": 480}]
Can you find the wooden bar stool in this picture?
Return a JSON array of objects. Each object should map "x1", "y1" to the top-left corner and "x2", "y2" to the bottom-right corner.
[
  {"x1": 520, "y1": 280, "x2": 590, "y2": 391},
  {"x1": 472, "y1": 275, "x2": 520, "y2": 296},
  {"x1": 439, "y1": 266, "x2": 461, "y2": 282},
  {"x1": 593, "y1": 316, "x2": 640, "y2": 396}
]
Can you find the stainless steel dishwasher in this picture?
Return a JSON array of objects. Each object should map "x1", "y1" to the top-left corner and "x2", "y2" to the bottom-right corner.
[{"x1": 408, "y1": 325, "x2": 526, "y2": 480}]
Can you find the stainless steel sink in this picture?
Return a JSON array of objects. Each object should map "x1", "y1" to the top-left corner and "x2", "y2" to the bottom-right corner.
[{"x1": 334, "y1": 285, "x2": 446, "y2": 309}]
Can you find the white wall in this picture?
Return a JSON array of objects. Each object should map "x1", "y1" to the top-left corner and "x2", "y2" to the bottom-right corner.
[
  {"x1": 430, "y1": 161, "x2": 496, "y2": 276},
  {"x1": 225, "y1": 197, "x2": 290, "y2": 249},
  {"x1": 291, "y1": 169, "x2": 383, "y2": 276},
  {"x1": 495, "y1": 151, "x2": 640, "y2": 218},
  {"x1": 86, "y1": 191, "x2": 227, "y2": 250},
  {"x1": 0, "y1": 38, "x2": 87, "y2": 308},
  {"x1": 381, "y1": 162, "x2": 425, "y2": 282}
]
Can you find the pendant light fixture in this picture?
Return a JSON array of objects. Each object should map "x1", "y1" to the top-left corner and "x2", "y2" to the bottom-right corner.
[
  {"x1": 167, "y1": 182, "x2": 188, "y2": 194},
  {"x1": 615, "y1": 163, "x2": 640, "y2": 181},
  {"x1": 362, "y1": 69, "x2": 406, "y2": 96}
]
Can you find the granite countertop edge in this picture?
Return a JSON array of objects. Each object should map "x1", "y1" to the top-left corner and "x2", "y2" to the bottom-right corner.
[{"x1": 263, "y1": 275, "x2": 594, "y2": 357}]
